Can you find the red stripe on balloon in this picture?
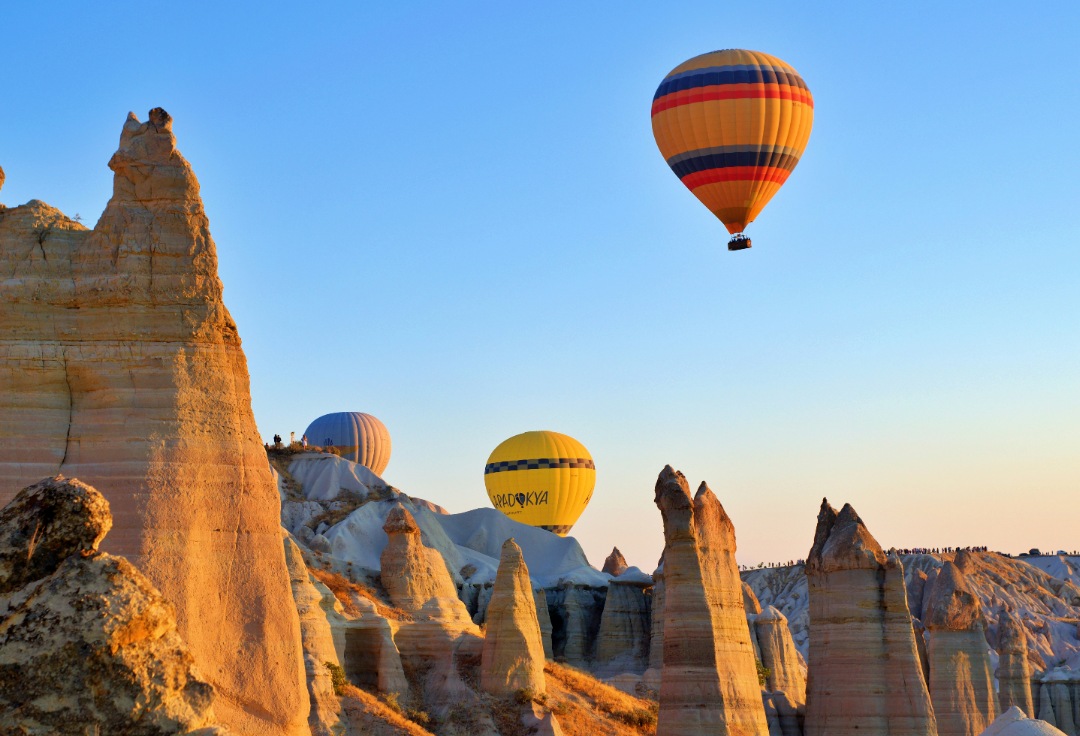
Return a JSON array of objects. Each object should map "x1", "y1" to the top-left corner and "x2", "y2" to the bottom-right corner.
[
  {"x1": 651, "y1": 84, "x2": 814, "y2": 116},
  {"x1": 681, "y1": 166, "x2": 791, "y2": 189}
]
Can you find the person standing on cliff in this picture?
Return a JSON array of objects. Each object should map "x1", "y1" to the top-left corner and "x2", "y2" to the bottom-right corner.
[{"x1": 301, "y1": 434, "x2": 308, "y2": 448}]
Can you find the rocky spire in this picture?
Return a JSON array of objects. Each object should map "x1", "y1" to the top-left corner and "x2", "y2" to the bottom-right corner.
[
  {"x1": 754, "y1": 606, "x2": 806, "y2": 698},
  {"x1": 603, "y1": 546, "x2": 629, "y2": 577},
  {"x1": 480, "y1": 538, "x2": 547, "y2": 696},
  {"x1": 804, "y1": 499, "x2": 938, "y2": 736},
  {"x1": 925, "y1": 561, "x2": 997, "y2": 736},
  {"x1": 653, "y1": 465, "x2": 769, "y2": 736},
  {"x1": 380, "y1": 504, "x2": 462, "y2": 611},
  {"x1": 0, "y1": 110, "x2": 307, "y2": 734},
  {"x1": 996, "y1": 611, "x2": 1035, "y2": 717}
]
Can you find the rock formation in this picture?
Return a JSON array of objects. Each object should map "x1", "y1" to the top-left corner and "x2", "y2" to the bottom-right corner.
[
  {"x1": 925, "y1": 561, "x2": 997, "y2": 736},
  {"x1": 381, "y1": 503, "x2": 462, "y2": 610},
  {"x1": 981, "y1": 706, "x2": 1068, "y2": 736},
  {"x1": 803, "y1": 499, "x2": 937, "y2": 736},
  {"x1": 603, "y1": 546, "x2": 630, "y2": 577},
  {"x1": 480, "y1": 538, "x2": 547, "y2": 696},
  {"x1": 0, "y1": 110, "x2": 306, "y2": 734},
  {"x1": 643, "y1": 560, "x2": 665, "y2": 691},
  {"x1": 594, "y1": 568, "x2": 652, "y2": 676},
  {"x1": 997, "y1": 611, "x2": 1035, "y2": 717},
  {"x1": 653, "y1": 465, "x2": 769, "y2": 736},
  {"x1": 535, "y1": 588, "x2": 554, "y2": 659},
  {"x1": 0, "y1": 476, "x2": 221, "y2": 734},
  {"x1": 754, "y1": 606, "x2": 806, "y2": 698}
]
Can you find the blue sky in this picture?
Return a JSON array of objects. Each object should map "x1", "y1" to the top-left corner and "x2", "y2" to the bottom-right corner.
[{"x1": 2, "y1": 2, "x2": 1078, "y2": 569}]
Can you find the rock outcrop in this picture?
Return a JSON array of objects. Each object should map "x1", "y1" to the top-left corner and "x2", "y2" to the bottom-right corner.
[
  {"x1": 925, "y1": 561, "x2": 997, "y2": 736},
  {"x1": 381, "y1": 504, "x2": 462, "y2": 610},
  {"x1": 997, "y1": 611, "x2": 1035, "y2": 717},
  {"x1": 480, "y1": 538, "x2": 547, "y2": 696},
  {"x1": 594, "y1": 568, "x2": 652, "y2": 676},
  {"x1": 0, "y1": 110, "x2": 307, "y2": 734},
  {"x1": 754, "y1": 605, "x2": 806, "y2": 699},
  {"x1": 0, "y1": 476, "x2": 221, "y2": 735},
  {"x1": 535, "y1": 588, "x2": 554, "y2": 659},
  {"x1": 603, "y1": 546, "x2": 629, "y2": 577},
  {"x1": 653, "y1": 465, "x2": 769, "y2": 736},
  {"x1": 980, "y1": 706, "x2": 1068, "y2": 736},
  {"x1": 803, "y1": 499, "x2": 937, "y2": 736}
]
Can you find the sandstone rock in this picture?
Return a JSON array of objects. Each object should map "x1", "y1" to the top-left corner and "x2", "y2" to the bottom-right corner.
[
  {"x1": 743, "y1": 581, "x2": 763, "y2": 615},
  {"x1": 603, "y1": 546, "x2": 630, "y2": 577},
  {"x1": 804, "y1": 499, "x2": 937, "y2": 736},
  {"x1": 283, "y1": 537, "x2": 347, "y2": 736},
  {"x1": 381, "y1": 504, "x2": 461, "y2": 611},
  {"x1": 926, "y1": 561, "x2": 997, "y2": 736},
  {"x1": 481, "y1": 538, "x2": 547, "y2": 696},
  {"x1": 0, "y1": 109, "x2": 306, "y2": 734},
  {"x1": 535, "y1": 587, "x2": 554, "y2": 659},
  {"x1": 0, "y1": 475, "x2": 111, "y2": 598},
  {"x1": 0, "y1": 553, "x2": 217, "y2": 734},
  {"x1": 998, "y1": 611, "x2": 1036, "y2": 717},
  {"x1": 594, "y1": 574, "x2": 651, "y2": 676},
  {"x1": 653, "y1": 465, "x2": 769, "y2": 735},
  {"x1": 1049, "y1": 681, "x2": 1077, "y2": 736},
  {"x1": 643, "y1": 560, "x2": 665, "y2": 690},
  {"x1": 754, "y1": 606, "x2": 806, "y2": 699},
  {"x1": 1039, "y1": 684, "x2": 1058, "y2": 726},
  {"x1": 549, "y1": 582, "x2": 604, "y2": 666}
]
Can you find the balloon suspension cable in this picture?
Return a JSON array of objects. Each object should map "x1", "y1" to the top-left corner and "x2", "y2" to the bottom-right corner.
[{"x1": 727, "y1": 233, "x2": 752, "y2": 251}]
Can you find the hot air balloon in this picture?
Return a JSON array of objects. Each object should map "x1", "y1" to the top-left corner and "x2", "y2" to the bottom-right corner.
[
  {"x1": 651, "y1": 49, "x2": 814, "y2": 251},
  {"x1": 484, "y1": 430, "x2": 595, "y2": 536},
  {"x1": 304, "y1": 412, "x2": 391, "y2": 476}
]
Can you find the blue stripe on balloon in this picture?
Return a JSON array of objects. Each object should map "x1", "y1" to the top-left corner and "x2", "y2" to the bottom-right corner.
[
  {"x1": 667, "y1": 148, "x2": 801, "y2": 178},
  {"x1": 653, "y1": 65, "x2": 807, "y2": 100}
]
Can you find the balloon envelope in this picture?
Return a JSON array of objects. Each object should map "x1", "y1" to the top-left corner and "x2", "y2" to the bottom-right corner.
[
  {"x1": 651, "y1": 49, "x2": 813, "y2": 237},
  {"x1": 304, "y1": 412, "x2": 391, "y2": 476},
  {"x1": 484, "y1": 430, "x2": 595, "y2": 536}
]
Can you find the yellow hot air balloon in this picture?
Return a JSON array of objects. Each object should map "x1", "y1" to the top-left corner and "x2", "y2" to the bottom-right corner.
[
  {"x1": 651, "y1": 49, "x2": 814, "y2": 251},
  {"x1": 484, "y1": 430, "x2": 595, "y2": 536}
]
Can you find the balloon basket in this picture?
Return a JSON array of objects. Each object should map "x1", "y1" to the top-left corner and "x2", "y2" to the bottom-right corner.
[{"x1": 727, "y1": 234, "x2": 752, "y2": 251}]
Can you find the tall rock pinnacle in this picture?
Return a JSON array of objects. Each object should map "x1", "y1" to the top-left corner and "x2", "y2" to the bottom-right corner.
[
  {"x1": 653, "y1": 465, "x2": 769, "y2": 736},
  {"x1": 481, "y1": 538, "x2": 547, "y2": 696},
  {"x1": 925, "y1": 561, "x2": 997, "y2": 736},
  {"x1": 0, "y1": 110, "x2": 308, "y2": 735},
  {"x1": 804, "y1": 499, "x2": 938, "y2": 736},
  {"x1": 996, "y1": 610, "x2": 1035, "y2": 717}
]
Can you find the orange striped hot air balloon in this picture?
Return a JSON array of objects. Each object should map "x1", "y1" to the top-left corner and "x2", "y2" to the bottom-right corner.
[{"x1": 651, "y1": 49, "x2": 814, "y2": 251}]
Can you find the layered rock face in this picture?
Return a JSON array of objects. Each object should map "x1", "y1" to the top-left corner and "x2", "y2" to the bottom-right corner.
[
  {"x1": 754, "y1": 606, "x2": 806, "y2": 698},
  {"x1": 803, "y1": 499, "x2": 937, "y2": 736},
  {"x1": 653, "y1": 465, "x2": 769, "y2": 736},
  {"x1": 480, "y1": 538, "x2": 547, "y2": 696},
  {"x1": 0, "y1": 476, "x2": 221, "y2": 734},
  {"x1": 0, "y1": 110, "x2": 306, "y2": 734},
  {"x1": 594, "y1": 571, "x2": 652, "y2": 676},
  {"x1": 926, "y1": 561, "x2": 997, "y2": 736},
  {"x1": 997, "y1": 611, "x2": 1035, "y2": 717}
]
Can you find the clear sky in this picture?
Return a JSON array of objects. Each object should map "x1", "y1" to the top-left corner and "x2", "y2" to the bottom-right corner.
[{"x1": 3, "y1": 2, "x2": 1078, "y2": 571}]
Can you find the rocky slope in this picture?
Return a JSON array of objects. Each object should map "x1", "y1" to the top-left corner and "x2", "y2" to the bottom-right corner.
[{"x1": 0, "y1": 110, "x2": 307, "y2": 735}]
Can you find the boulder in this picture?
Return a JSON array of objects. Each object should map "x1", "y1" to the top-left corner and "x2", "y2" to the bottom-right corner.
[
  {"x1": 997, "y1": 611, "x2": 1035, "y2": 717},
  {"x1": 0, "y1": 109, "x2": 307, "y2": 734},
  {"x1": 653, "y1": 465, "x2": 769, "y2": 735},
  {"x1": 803, "y1": 499, "x2": 937, "y2": 736},
  {"x1": 0, "y1": 476, "x2": 221, "y2": 735},
  {"x1": 926, "y1": 561, "x2": 997, "y2": 736},
  {"x1": 480, "y1": 538, "x2": 546, "y2": 696},
  {"x1": 0, "y1": 475, "x2": 110, "y2": 597}
]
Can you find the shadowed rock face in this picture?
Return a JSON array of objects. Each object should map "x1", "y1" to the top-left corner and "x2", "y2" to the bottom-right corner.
[
  {"x1": 481, "y1": 538, "x2": 547, "y2": 696},
  {"x1": 997, "y1": 612, "x2": 1035, "y2": 718},
  {"x1": 0, "y1": 476, "x2": 220, "y2": 735},
  {"x1": 804, "y1": 499, "x2": 938, "y2": 736},
  {"x1": 653, "y1": 465, "x2": 769, "y2": 736},
  {"x1": 926, "y1": 561, "x2": 997, "y2": 736},
  {"x1": 0, "y1": 110, "x2": 306, "y2": 734}
]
